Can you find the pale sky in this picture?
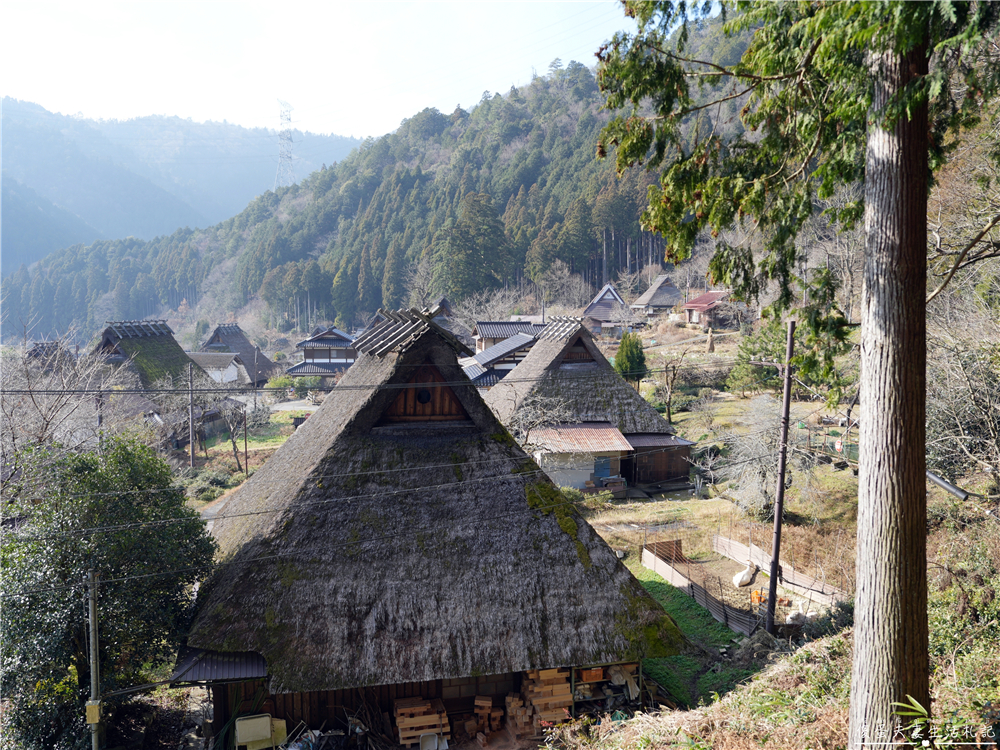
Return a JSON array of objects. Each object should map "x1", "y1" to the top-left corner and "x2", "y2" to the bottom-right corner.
[{"x1": 2, "y1": 1, "x2": 635, "y2": 138}]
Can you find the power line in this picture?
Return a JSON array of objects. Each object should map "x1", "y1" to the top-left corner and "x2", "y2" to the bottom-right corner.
[
  {"x1": 6, "y1": 493, "x2": 590, "y2": 597},
  {"x1": 4, "y1": 441, "x2": 700, "y2": 539}
]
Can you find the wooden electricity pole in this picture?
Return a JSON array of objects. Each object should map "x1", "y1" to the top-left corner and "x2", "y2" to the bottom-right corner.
[{"x1": 188, "y1": 363, "x2": 195, "y2": 469}]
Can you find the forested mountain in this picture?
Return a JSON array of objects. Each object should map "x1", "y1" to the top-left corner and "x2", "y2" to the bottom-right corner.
[
  {"x1": 1, "y1": 178, "x2": 104, "y2": 271},
  {"x1": 1, "y1": 98, "x2": 362, "y2": 271},
  {"x1": 2, "y1": 19, "x2": 747, "y2": 341}
]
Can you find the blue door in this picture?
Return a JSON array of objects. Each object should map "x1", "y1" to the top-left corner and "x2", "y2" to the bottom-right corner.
[{"x1": 594, "y1": 456, "x2": 611, "y2": 478}]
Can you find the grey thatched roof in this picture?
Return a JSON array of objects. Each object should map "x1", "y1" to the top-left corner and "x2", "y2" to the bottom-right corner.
[
  {"x1": 632, "y1": 275, "x2": 682, "y2": 310},
  {"x1": 484, "y1": 320, "x2": 676, "y2": 435},
  {"x1": 188, "y1": 311, "x2": 681, "y2": 694},
  {"x1": 583, "y1": 284, "x2": 625, "y2": 322},
  {"x1": 201, "y1": 324, "x2": 277, "y2": 384}
]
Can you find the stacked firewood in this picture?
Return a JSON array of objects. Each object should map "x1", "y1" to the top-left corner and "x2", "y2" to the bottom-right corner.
[
  {"x1": 520, "y1": 668, "x2": 572, "y2": 732},
  {"x1": 504, "y1": 693, "x2": 533, "y2": 738},
  {"x1": 392, "y1": 697, "x2": 450, "y2": 748}
]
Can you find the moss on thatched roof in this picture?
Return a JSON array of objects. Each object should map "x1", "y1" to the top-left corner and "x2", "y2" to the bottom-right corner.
[
  {"x1": 484, "y1": 321, "x2": 675, "y2": 435},
  {"x1": 188, "y1": 313, "x2": 681, "y2": 694},
  {"x1": 92, "y1": 321, "x2": 204, "y2": 390}
]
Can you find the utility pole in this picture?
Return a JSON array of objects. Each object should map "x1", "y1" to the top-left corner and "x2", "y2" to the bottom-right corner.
[
  {"x1": 188, "y1": 363, "x2": 195, "y2": 469},
  {"x1": 274, "y1": 99, "x2": 295, "y2": 190},
  {"x1": 86, "y1": 570, "x2": 101, "y2": 750},
  {"x1": 244, "y1": 410, "x2": 249, "y2": 474},
  {"x1": 765, "y1": 319, "x2": 796, "y2": 635},
  {"x1": 96, "y1": 388, "x2": 103, "y2": 452}
]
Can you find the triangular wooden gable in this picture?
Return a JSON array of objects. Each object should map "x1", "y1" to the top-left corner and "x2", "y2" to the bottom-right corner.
[
  {"x1": 379, "y1": 363, "x2": 470, "y2": 423},
  {"x1": 560, "y1": 335, "x2": 597, "y2": 365}
]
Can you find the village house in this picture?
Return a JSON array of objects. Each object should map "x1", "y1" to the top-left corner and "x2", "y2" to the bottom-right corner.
[
  {"x1": 630, "y1": 275, "x2": 682, "y2": 320},
  {"x1": 186, "y1": 351, "x2": 253, "y2": 385},
  {"x1": 91, "y1": 320, "x2": 206, "y2": 389},
  {"x1": 285, "y1": 326, "x2": 357, "y2": 378},
  {"x1": 484, "y1": 318, "x2": 694, "y2": 490},
  {"x1": 200, "y1": 323, "x2": 277, "y2": 387},
  {"x1": 458, "y1": 331, "x2": 537, "y2": 389},
  {"x1": 470, "y1": 320, "x2": 546, "y2": 352},
  {"x1": 581, "y1": 283, "x2": 631, "y2": 336},
  {"x1": 683, "y1": 290, "x2": 730, "y2": 327},
  {"x1": 176, "y1": 309, "x2": 682, "y2": 740}
]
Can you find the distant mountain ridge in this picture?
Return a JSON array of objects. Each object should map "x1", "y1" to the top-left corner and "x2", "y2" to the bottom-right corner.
[
  {"x1": 1, "y1": 98, "x2": 363, "y2": 272},
  {"x1": 0, "y1": 15, "x2": 747, "y2": 339}
]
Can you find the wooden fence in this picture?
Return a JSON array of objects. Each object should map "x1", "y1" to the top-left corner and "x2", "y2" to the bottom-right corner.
[
  {"x1": 642, "y1": 542, "x2": 761, "y2": 637},
  {"x1": 711, "y1": 535, "x2": 846, "y2": 607}
]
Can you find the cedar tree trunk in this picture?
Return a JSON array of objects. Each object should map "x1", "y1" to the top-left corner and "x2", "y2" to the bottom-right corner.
[{"x1": 848, "y1": 43, "x2": 931, "y2": 747}]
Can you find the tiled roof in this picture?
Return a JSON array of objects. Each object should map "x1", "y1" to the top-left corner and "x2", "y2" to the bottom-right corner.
[
  {"x1": 285, "y1": 361, "x2": 352, "y2": 376},
  {"x1": 684, "y1": 291, "x2": 729, "y2": 311},
  {"x1": 296, "y1": 327, "x2": 355, "y2": 348},
  {"x1": 473, "y1": 321, "x2": 547, "y2": 340},
  {"x1": 625, "y1": 434, "x2": 696, "y2": 448},
  {"x1": 532, "y1": 422, "x2": 634, "y2": 453}
]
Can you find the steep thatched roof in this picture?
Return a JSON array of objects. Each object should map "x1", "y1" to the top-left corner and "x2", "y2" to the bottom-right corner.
[
  {"x1": 92, "y1": 320, "x2": 204, "y2": 390},
  {"x1": 201, "y1": 324, "x2": 277, "y2": 384},
  {"x1": 631, "y1": 275, "x2": 682, "y2": 310},
  {"x1": 484, "y1": 319, "x2": 675, "y2": 435},
  {"x1": 188, "y1": 309, "x2": 681, "y2": 694}
]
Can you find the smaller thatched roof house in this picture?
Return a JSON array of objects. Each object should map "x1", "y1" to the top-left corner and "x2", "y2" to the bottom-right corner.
[
  {"x1": 582, "y1": 284, "x2": 626, "y2": 324},
  {"x1": 182, "y1": 308, "x2": 682, "y2": 734},
  {"x1": 92, "y1": 320, "x2": 205, "y2": 390},
  {"x1": 201, "y1": 323, "x2": 276, "y2": 386},
  {"x1": 484, "y1": 319, "x2": 693, "y2": 488},
  {"x1": 631, "y1": 275, "x2": 682, "y2": 318}
]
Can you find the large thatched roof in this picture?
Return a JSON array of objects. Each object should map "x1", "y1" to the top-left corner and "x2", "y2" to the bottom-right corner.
[
  {"x1": 484, "y1": 319, "x2": 675, "y2": 435},
  {"x1": 188, "y1": 309, "x2": 681, "y2": 694},
  {"x1": 92, "y1": 320, "x2": 204, "y2": 390}
]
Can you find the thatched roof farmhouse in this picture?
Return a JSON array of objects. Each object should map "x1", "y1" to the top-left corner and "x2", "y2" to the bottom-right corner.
[
  {"x1": 92, "y1": 320, "x2": 205, "y2": 390},
  {"x1": 183, "y1": 308, "x2": 682, "y2": 735},
  {"x1": 200, "y1": 323, "x2": 277, "y2": 386},
  {"x1": 484, "y1": 319, "x2": 693, "y2": 489}
]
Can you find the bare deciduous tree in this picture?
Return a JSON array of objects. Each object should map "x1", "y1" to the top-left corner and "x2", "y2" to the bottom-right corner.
[{"x1": 0, "y1": 333, "x2": 134, "y2": 483}]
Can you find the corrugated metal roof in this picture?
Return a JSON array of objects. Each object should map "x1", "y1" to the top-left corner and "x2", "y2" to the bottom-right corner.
[
  {"x1": 472, "y1": 332, "x2": 536, "y2": 366},
  {"x1": 171, "y1": 647, "x2": 267, "y2": 684},
  {"x1": 625, "y1": 434, "x2": 696, "y2": 448},
  {"x1": 684, "y1": 291, "x2": 728, "y2": 311},
  {"x1": 533, "y1": 422, "x2": 633, "y2": 453}
]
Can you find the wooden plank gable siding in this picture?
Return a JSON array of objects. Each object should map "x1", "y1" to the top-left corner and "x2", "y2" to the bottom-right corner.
[{"x1": 381, "y1": 364, "x2": 469, "y2": 422}]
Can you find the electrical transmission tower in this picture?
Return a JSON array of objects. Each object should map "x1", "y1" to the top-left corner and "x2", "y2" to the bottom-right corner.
[{"x1": 274, "y1": 99, "x2": 295, "y2": 190}]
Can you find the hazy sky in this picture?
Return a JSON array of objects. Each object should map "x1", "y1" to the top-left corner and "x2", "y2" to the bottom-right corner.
[{"x1": 2, "y1": 1, "x2": 635, "y2": 138}]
